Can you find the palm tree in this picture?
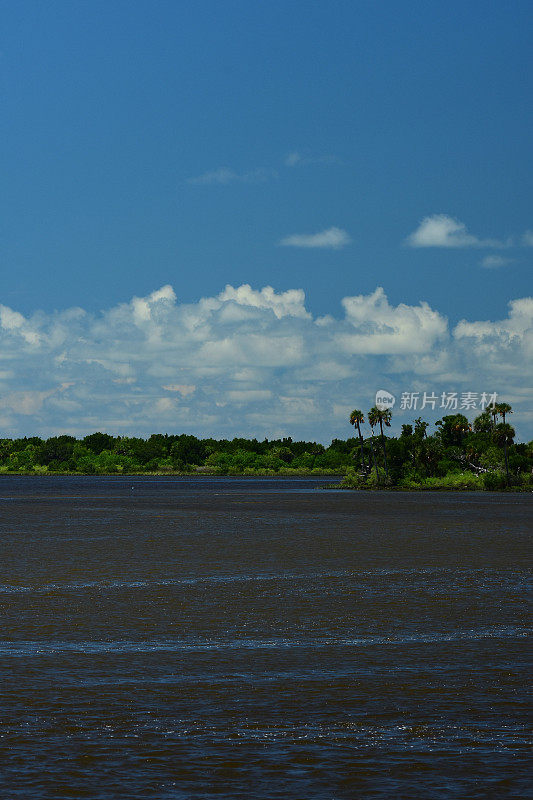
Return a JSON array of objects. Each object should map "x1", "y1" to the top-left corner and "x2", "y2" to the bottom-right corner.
[
  {"x1": 493, "y1": 422, "x2": 515, "y2": 483},
  {"x1": 349, "y1": 409, "x2": 367, "y2": 473},
  {"x1": 369, "y1": 406, "x2": 392, "y2": 479},
  {"x1": 367, "y1": 418, "x2": 380, "y2": 480},
  {"x1": 496, "y1": 402, "x2": 512, "y2": 424},
  {"x1": 487, "y1": 403, "x2": 499, "y2": 429}
]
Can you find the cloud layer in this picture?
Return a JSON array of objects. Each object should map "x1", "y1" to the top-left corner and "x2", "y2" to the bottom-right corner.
[
  {"x1": 1, "y1": 285, "x2": 531, "y2": 441},
  {"x1": 279, "y1": 227, "x2": 352, "y2": 249},
  {"x1": 188, "y1": 167, "x2": 277, "y2": 185}
]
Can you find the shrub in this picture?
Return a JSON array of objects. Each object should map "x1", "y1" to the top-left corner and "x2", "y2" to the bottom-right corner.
[
  {"x1": 436, "y1": 459, "x2": 461, "y2": 477},
  {"x1": 77, "y1": 458, "x2": 96, "y2": 475},
  {"x1": 398, "y1": 476, "x2": 423, "y2": 489},
  {"x1": 340, "y1": 467, "x2": 386, "y2": 488},
  {"x1": 483, "y1": 471, "x2": 508, "y2": 491},
  {"x1": 422, "y1": 472, "x2": 483, "y2": 490}
]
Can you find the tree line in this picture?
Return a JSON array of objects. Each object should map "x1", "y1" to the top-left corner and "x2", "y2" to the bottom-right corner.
[
  {"x1": 0, "y1": 433, "x2": 346, "y2": 475},
  {"x1": 0, "y1": 401, "x2": 531, "y2": 489},
  {"x1": 345, "y1": 402, "x2": 530, "y2": 490}
]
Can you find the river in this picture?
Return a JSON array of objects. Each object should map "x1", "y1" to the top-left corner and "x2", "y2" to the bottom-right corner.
[{"x1": 0, "y1": 477, "x2": 530, "y2": 798}]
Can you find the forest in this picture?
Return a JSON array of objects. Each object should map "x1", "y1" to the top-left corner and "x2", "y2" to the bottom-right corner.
[{"x1": 0, "y1": 403, "x2": 531, "y2": 490}]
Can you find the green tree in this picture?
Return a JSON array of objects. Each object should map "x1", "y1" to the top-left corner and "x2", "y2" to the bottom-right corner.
[
  {"x1": 366, "y1": 417, "x2": 380, "y2": 480},
  {"x1": 435, "y1": 414, "x2": 470, "y2": 447},
  {"x1": 487, "y1": 403, "x2": 499, "y2": 429},
  {"x1": 414, "y1": 417, "x2": 428, "y2": 439},
  {"x1": 368, "y1": 406, "x2": 391, "y2": 479},
  {"x1": 39, "y1": 435, "x2": 76, "y2": 465},
  {"x1": 493, "y1": 422, "x2": 515, "y2": 482},
  {"x1": 413, "y1": 417, "x2": 429, "y2": 472},
  {"x1": 400, "y1": 424, "x2": 415, "y2": 470},
  {"x1": 8, "y1": 444, "x2": 40, "y2": 471},
  {"x1": 83, "y1": 432, "x2": 116, "y2": 455},
  {"x1": 349, "y1": 409, "x2": 367, "y2": 473},
  {"x1": 473, "y1": 410, "x2": 492, "y2": 433},
  {"x1": 171, "y1": 435, "x2": 206, "y2": 466},
  {"x1": 0, "y1": 439, "x2": 15, "y2": 465},
  {"x1": 496, "y1": 402, "x2": 512, "y2": 424}
]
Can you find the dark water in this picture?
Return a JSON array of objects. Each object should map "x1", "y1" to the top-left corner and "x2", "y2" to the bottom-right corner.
[{"x1": 0, "y1": 477, "x2": 531, "y2": 799}]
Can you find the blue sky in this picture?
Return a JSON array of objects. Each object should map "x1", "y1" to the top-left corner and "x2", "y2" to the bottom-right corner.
[{"x1": 1, "y1": 1, "x2": 532, "y2": 441}]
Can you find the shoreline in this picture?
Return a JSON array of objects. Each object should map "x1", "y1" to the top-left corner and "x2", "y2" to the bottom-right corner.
[
  {"x1": 0, "y1": 470, "x2": 340, "y2": 478},
  {"x1": 1, "y1": 472, "x2": 530, "y2": 492}
]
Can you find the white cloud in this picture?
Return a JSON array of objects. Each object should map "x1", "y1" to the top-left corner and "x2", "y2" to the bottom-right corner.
[
  {"x1": 131, "y1": 285, "x2": 177, "y2": 323},
  {"x1": 162, "y1": 384, "x2": 196, "y2": 396},
  {"x1": 187, "y1": 167, "x2": 276, "y2": 185},
  {"x1": 279, "y1": 227, "x2": 351, "y2": 249},
  {"x1": 218, "y1": 284, "x2": 310, "y2": 319},
  {"x1": 0, "y1": 386, "x2": 71, "y2": 415},
  {"x1": 284, "y1": 151, "x2": 341, "y2": 167},
  {"x1": 480, "y1": 255, "x2": 514, "y2": 269},
  {"x1": 154, "y1": 397, "x2": 177, "y2": 414},
  {"x1": 454, "y1": 297, "x2": 533, "y2": 345},
  {"x1": 406, "y1": 214, "x2": 510, "y2": 248},
  {"x1": 338, "y1": 287, "x2": 448, "y2": 354},
  {"x1": 453, "y1": 298, "x2": 533, "y2": 395},
  {"x1": 522, "y1": 230, "x2": 533, "y2": 246},
  {"x1": 0, "y1": 304, "x2": 41, "y2": 345},
  {"x1": 0, "y1": 284, "x2": 531, "y2": 441}
]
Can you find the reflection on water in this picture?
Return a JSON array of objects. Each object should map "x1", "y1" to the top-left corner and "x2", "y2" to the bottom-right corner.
[{"x1": 0, "y1": 477, "x2": 531, "y2": 799}]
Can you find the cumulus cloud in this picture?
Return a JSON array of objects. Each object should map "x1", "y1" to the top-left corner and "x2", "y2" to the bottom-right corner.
[
  {"x1": 218, "y1": 284, "x2": 310, "y2": 319},
  {"x1": 187, "y1": 167, "x2": 276, "y2": 185},
  {"x1": 0, "y1": 284, "x2": 531, "y2": 441},
  {"x1": 480, "y1": 255, "x2": 514, "y2": 269},
  {"x1": 338, "y1": 287, "x2": 448, "y2": 354},
  {"x1": 279, "y1": 227, "x2": 351, "y2": 249},
  {"x1": 454, "y1": 297, "x2": 533, "y2": 346},
  {"x1": 406, "y1": 214, "x2": 510, "y2": 248},
  {"x1": 452, "y1": 298, "x2": 533, "y2": 412},
  {"x1": 0, "y1": 304, "x2": 41, "y2": 345}
]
